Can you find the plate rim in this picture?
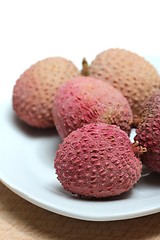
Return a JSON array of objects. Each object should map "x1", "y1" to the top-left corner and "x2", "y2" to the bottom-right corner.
[{"x1": 1, "y1": 179, "x2": 160, "y2": 221}]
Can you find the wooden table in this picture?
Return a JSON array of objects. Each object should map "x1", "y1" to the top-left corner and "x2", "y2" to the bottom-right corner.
[{"x1": 0, "y1": 182, "x2": 160, "y2": 240}]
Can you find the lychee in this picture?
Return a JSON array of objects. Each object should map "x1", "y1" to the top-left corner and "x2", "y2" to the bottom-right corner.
[
  {"x1": 54, "y1": 123, "x2": 142, "y2": 198},
  {"x1": 89, "y1": 48, "x2": 160, "y2": 126},
  {"x1": 134, "y1": 91, "x2": 160, "y2": 172},
  {"x1": 52, "y1": 76, "x2": 133, "y2": 139},
  {"x1": 13, "y1": 57, "x2": 79, "y2": 128}
]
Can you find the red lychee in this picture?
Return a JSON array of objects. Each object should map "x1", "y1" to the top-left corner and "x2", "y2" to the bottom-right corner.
[
  {"x1": 134, "y1": 91, "x2": 160, "y2": 172},
  {"x1": 54, "y1": 123, "x2": 142, "y2": 198},
  {"x1": 52, "y1": 76, "x2": 133, "y2": 139}
]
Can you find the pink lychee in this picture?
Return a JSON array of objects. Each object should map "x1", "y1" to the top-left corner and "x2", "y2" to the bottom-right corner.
[
  {"x1": 134, "y1": 91, "x2": 160, "y2": 172},
  {"x1": 54, "y1": 123, "x2": 142, "y2": 198},
  {"x1": 13, "y1": 57, "x2": 79, "y2": 128},
  {"x1": 52, "y1": 76, "x2": 133, "y2": 139}
]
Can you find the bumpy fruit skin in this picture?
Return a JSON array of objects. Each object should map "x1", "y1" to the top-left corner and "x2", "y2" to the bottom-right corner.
[
  {"x1": 13, "y1": 57, "x2": 79, "y2": 128},
  {"x1": 140, "y1": 152, "x2": 160, "y2": 173},
  {"x1": 89, "y1": 48, "x2": 160, "y2": 126},
  {"x1": 54, "y1": 123, "x2": 142, "y2": 198},
  {"x1": 134, "y1": 91, "x2": 160, "y2": 172},
  {"x1": 53, "y1": 76, "x2": 133, "y2": 139}
]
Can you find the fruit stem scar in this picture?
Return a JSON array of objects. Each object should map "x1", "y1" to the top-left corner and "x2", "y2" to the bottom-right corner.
[
  {"x1": 81, "y1": 58, "x2": 90, "y2": 76},
  {"x1": 132, "y1": 141, "x2": 147, "y2": 156}
]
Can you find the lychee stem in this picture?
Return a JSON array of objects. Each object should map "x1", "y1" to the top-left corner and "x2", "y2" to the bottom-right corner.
[
  {"x1": 132, "y1": 115, "x2": 141, "y2": 128},
  {"x1": 132, "y1": 141, "x2": 147, "y2": 156},
  {"x1": 81, "y1": 58, "x2": 90, "y2": 76}
]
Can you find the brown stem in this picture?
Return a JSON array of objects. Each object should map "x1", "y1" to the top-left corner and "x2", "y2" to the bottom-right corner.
[
  {"x1": 81, "y1": 58, "x2": 90, "y2": 76},
  {"x1": 132, "y1": 141, "x2": 147, "y2": 156}
]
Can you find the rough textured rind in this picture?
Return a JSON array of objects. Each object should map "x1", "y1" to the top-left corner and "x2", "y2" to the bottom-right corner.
[
  {"x1": 13, "y1": 57, "x2": 79, "y2": 128},
  {"x1": 53, "y1": 76, "x2": 133, "y2": 139},
  {"x1": 141, "y1": 152, "x2": 160, "y2": 173},
  {"x1": 89, "y1": 48, "x2": 160, "y2": 126},
  {"x1": 54, "y1": 123, "x2": 142, "y2": 198},
  {"x1": 135, "y1": 91, "x2": 160, "y2": 172}
]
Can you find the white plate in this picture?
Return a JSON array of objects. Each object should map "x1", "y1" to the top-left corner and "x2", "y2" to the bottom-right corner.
[{"x1": 0, "y1": 99, "x2": 160, "y2": 221}]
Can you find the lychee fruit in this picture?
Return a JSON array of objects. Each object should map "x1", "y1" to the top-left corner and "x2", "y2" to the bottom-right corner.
[
  {"x1": 54, "y1": 123, "x2": 142, "y2": 198},
  {"x1": 89, "y1": 48, "x2": 160, "y2": 126},
  {"x1": 134, "y1": 91, "x2": 160, "y2": 172},
  {"x1": 13, "y1": 57, "x2": 79, "y2": 128},
  {"x1": 52, "y1": 76, "x2": 133, "y2": 139}
]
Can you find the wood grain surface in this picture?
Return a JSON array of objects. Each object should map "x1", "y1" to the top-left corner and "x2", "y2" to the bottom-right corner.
[{"x1": 0, "y1": 182, "x2": 160, "y2": 240}]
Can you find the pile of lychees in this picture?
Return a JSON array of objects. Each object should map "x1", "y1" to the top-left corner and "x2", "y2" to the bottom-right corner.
[{"x1": 13, "y1": 48, "x2": 160, "y2": 198}]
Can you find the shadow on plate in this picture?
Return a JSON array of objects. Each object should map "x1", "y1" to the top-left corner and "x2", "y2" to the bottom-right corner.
[
  {"x1": 140, "y1": 169, "x2": 160, "y2": 187},
  {"x1": 6, "y1": 107, "x2": 62, "y2": 167},
  {"x1": 10, "y1": 109, "x2": 59, "y2": 138},
  {"x1": 49, "y1": 182, "x2": 133, "y2": 202}
]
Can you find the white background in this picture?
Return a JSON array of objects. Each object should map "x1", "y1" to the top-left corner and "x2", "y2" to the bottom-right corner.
[{"x1": 0, "y1": 0, "x2": 160, "y2": 102}]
